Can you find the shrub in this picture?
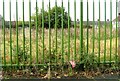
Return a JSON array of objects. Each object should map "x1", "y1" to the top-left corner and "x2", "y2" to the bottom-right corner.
[{"x1": 31, "y1": 6, "x2": 71, "y2": 28}]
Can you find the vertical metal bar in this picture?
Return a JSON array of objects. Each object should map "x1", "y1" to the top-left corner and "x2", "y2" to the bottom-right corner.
[
  {"x1": 16, "y1": 0, "x2": 19, "y2": 66},
  {"x1": 115, "y1": 0, "x2": 118, "y2": 63},
  {"x1": 68, "y1": 0, "x2": 70, "y2": 61},
  {"x1": 118, "y1": 1, "x2": 120, "y2": 67},
  {"x1": 48, "y1": 0, "x2": 51, "y2": 65},
  {"x1": 98, "y1": 0, "x2": 100, "y2": 64},
  {"x1": 3, "y1": 0, "x2": 6, "y2": 68},
  {"x1": 9, "y1": 0, "x2": 12, "y2": 67},
  {"x1": 22, "y1": 0, "x2": 25, "y2": 66},
  {"x1": 55, "y1": 0, "x2": 57, "y2": 64},
  {"x1": 118, "y1": 1, "x2": 120, "y2": 69},
  {"x1": 61, "y1": 0, "x2": 64, "y2": 64},
  {"x1": 29, "y1": 0, "x2": 32, "y2": 65},
  {"x1": 86, "y1": 0, "x2": 89, "y2": 54},
  {"x1": 104, "y1": 0, "x2": 106, "y2": 64},
  {"x1": 42, "y1": 0, "x2": 44, "y2": 63},
  {"x1": 36, "y1": 0, "x2": 38, "y2": 65},
  {"x1": 80, "y1": 0, "x2": 83, "y2": 61},
  {"x1": 110, "y1": 0, "x2": 112, "y2": 65},
  {"x1": 92, "y1": 0, "x2": 95, "y2": 59},
  {"x1": 74, "y1": 0, "x2": 76, "y2": 61}
]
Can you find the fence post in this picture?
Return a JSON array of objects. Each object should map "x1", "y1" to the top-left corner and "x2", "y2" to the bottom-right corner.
[
  {"x1": 118, "y1": 20, "x2": 120, "y2": 77},
  {"x1": 0, "y1": 13, "x2": 2, "y2": 80},
  {"x1": 118, "y1": 12, "x2": 120, "y2": 75},
  {"x1": 118, "y1": 1, "x2": 120, "y2": 68},
  {"x1": 3, "y1": 0, "x2": 6, "y2": 69},
  {"x1": 79, "y1": 0, "x2": 84, "y2": 71}
]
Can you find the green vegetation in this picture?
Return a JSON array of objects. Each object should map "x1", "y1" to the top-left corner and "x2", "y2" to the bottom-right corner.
[
  {"x1": 1, "y1": 28, "x2": 118, "y2": 65},
  {"x1": 18, "y1": 21, "x2": 35, "y2": 27},
  {"x1": 1, "y1": 27, "x2": 119, "y2": 79},
  {"x1": 31, "y1": 6, "x2": 71, "y2": 28}
]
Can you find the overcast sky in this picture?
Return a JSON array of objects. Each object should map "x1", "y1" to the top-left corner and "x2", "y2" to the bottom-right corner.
[{"x1": 0, "y1": 0, "x2": 119, "y2": 21}]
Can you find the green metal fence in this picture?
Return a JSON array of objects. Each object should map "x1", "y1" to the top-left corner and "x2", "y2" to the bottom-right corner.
[{"x1": 0, "y1": 0, "x2": 119, "y2": 69}]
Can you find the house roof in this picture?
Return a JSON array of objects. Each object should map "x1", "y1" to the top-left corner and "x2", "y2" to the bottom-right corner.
[{"x1": 113, "y1": 15, "x2": 120, "y2": 22}]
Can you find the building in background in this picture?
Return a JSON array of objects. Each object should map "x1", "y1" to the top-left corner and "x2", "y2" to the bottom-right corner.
[
  {"x1": 0, "y1": 15, "x2": 2, "y2": 28},
  {"x1": 0, "y1": 15, "x2": 16, "y2": 28},
  {"x1": 112, "y1": 1, "x2": 120, "y2": 28},
  {"x1": 112, "y1": 15, "x2": 120, "y2": 28}
]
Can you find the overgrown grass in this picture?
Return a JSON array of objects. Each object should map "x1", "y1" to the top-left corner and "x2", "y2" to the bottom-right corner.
[{"x1": 0, "y1": 27, "x2": 118, "y2": 65}]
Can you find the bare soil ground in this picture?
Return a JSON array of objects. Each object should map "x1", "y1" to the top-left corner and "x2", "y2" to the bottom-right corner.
[{"x1": 2, "y1": 67, "x2": 119, "y2": 79}]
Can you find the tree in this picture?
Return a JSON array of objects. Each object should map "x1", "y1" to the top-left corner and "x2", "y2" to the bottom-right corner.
[{"x1": 32, "y1": 6, "x2": 71, "y2": 28}]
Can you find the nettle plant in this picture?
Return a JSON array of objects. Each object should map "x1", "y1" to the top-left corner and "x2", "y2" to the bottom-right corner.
[
  {"x1": 81, "y1": 43, "x2": 97, "y2": 71},
  {"x1": 12, "y1": 45, "x2": 30, "y2": 64},
  {"x1": 69, "y1": 42, "x2": 98, "y2": 71},
  {"x1": 81, "y1": 53, "x2": 97, "y2": 71}
]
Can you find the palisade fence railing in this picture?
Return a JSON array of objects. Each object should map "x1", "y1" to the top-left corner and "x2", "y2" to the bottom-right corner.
[{"x1": 0, "y1": 0, "x2": 119, "y2": 70}]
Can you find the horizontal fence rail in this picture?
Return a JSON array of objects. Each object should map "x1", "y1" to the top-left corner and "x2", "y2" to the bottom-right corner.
[{"x1": 0, "y1": 0, "x2": 119, "y2": 70}]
